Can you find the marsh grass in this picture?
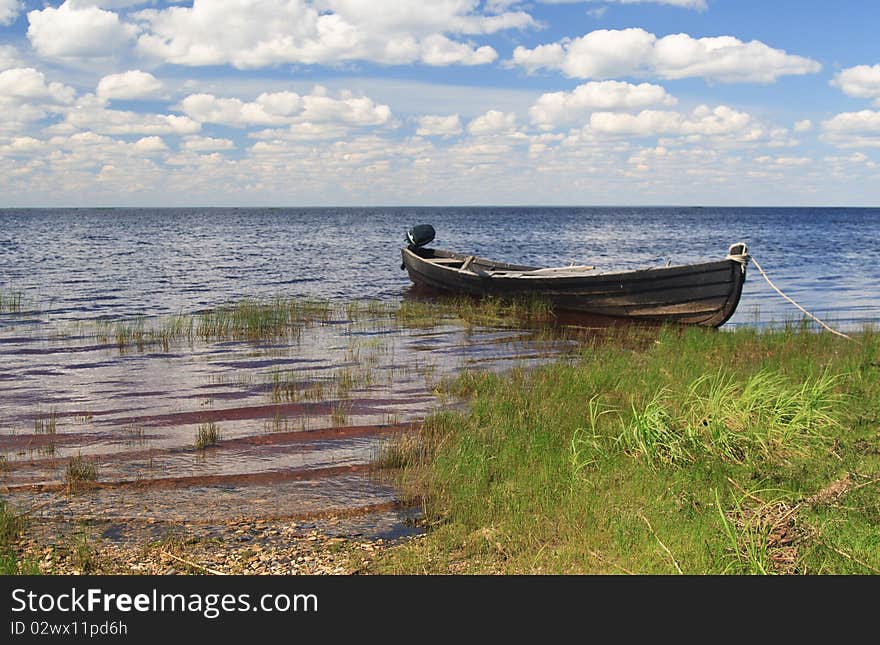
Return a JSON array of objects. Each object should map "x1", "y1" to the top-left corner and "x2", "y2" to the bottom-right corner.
[
  {"x1": 371, "y1": 323, "x2": 880, "y2": 574},
  {"x1": 34, "y1": 409, "x2": 58, "y2": 434},
  {"x1": 194, "y1": 422, "x2": 221, "y2": 450},
  {"x1": 55, "y1": 293, "x2": 564, "y2": 356},
  {"x1": 394, "y1": 295, "x2": 555, "y2": 330},
  {"x1": 330, "y1": 401, "x2": 352, "y2": 426},
  {"x1": 0, "y1": 290, "x2": 24, "y2": 313},
  {"x1": 64, "y1": 453, "x2": 98, "y2": 494}
]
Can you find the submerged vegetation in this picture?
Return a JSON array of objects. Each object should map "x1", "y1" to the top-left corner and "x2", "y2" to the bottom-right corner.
[
  {"x1": 372, "y1": 324, "x2": 880, "y2": 574},
  {"x1": 0, "y1": 290, "x2": 24, "y2": 314},
  {"x1": 0, "y1": 291, "x2": 560, "y2": 352},
  {"x1": 195, "y1": 422, "x2": 221, "y2": 450}
]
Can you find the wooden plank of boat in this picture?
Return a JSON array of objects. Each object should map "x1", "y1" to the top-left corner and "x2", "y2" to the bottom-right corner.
[{"x1": 399, "y1": 240, "x2": 750, "y2": 328}]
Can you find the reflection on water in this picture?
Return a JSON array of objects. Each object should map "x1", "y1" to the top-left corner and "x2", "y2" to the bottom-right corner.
[{"x1": 0, "y1": 305, "x2": 580, "y2": 538}]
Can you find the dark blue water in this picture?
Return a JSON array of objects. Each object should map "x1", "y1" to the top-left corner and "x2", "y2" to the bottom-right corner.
[{"x1": 1, "y1": 207, "x2": 879, "y2": 328}]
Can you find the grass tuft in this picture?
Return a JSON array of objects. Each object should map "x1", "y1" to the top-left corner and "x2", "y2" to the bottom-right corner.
[
  {"x1": 194, "y1": 422, "x2": 221, "y2": 450},
  {"x1": 64, "y1": 453, "x2": 99, "y2": 494}
]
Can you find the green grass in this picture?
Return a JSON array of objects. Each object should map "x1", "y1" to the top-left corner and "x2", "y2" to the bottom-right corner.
[
  {"x1": 0, "y1": 500, "x2": 40, "y2": 575},
  {"x1": 370, "y1": 324, "x2": 880, "y2": 574},
  {"x1": 194, "y1": 422, "x2": 221, "y2": 450},
  {"x1": 64, "y1": 453, "x2": 99, "y2": 494}
]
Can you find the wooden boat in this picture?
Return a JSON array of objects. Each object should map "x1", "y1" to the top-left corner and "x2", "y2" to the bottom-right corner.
[{"x1": 400, "y1": 225, "x2": 749, "y2": 328}]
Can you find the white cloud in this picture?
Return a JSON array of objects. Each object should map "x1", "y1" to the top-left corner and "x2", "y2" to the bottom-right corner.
[
  {"x1": 512, "y1": 28, "x2": 821, "y2": 83},
  {"x1": 97, "y1": 70, "x2": 163, "y2": 100},
  {"x1": 67, "y1": 1, "x2": 155, "y2": 7},
  {"x1": 793, "y1": 119, "x2": 812, "y2": 133},
  {"x1": 419, "y1": 34, "x2": 496, "y2": 66},
  {"x1": 416, "y1": 114, "x2": 463, "y2": 137},
  {"x1": 249, "y1": 123, "x2": 354, "y2": 141},
  {"x1": 823, "y1": 152, "x2": 876, "y2": 169},
  {"x1": 134, "y1": 0, "x2": 529, "y2": 68},
  {"x1": 179, "y1": 87, "x2": 393, "y2": 130},
  {"x1": 467, "y1": 110, "x2": 517, "y2": 135},
  {"x1": 584, "y1": 0, "x2": 706, "y2": 8},
  {"x1": 62, "y1": 95, "x2": 201, "y2": 135},
  {"x1": 832, "y1": 64, "x2": 880, "y2": 106},
  {"x1": 589, "y1": 104, "x2": 751, "y2": 137},
  {"x1": 821, "y1": 110, "x2": 880, "y2": 148},
  {"x1": 0, "y1": 67, "x2": 76, "y2": 134},
  {"x1": 0, "y1": 0, "x2": 22, "y2": 26},
  {"x1": 754, "y1": 154, "x2": 811, "y2": 167},
  {"x1": 530, "y1": 80, "x2": 676, "y2": 129},
  {"x1": 132, "y1": 135, "x2": 169, "y2": 153},
  {"x1": 27, "y1": 2, "x2": 139, "y2": 58},
  {"x1": 0, "y1": 45, "x2": 20, "y2": 71},
  {"x1": 182, "y1": 136, "x2": 235, "y2": 152},
  {"x1": 0, "y1": 67, "x2": 76, "y2": 103}
]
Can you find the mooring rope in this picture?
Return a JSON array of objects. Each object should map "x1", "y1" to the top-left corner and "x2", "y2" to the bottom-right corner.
[{"x1": 747, "y1": 254, "x2": 856, "y2": 342}]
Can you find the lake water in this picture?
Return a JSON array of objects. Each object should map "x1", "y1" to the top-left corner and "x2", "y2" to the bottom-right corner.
[
  {"x1": 1, "y1": 207, "x2": 878, "y2": 546},
  {"x1": 2, "y1": 206, "x2": 879, "y2": 327}
]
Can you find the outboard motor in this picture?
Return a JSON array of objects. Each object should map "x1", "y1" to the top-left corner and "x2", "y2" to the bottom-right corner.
[{"x1": 406, "y1": 224, "x2": 435, "y2": 250}]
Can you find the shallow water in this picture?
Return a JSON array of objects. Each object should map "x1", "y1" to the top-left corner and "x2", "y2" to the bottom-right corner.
[
  {"x1": 1, "y1": 207, "x2": 878, "y2": 540},
  {"x1": 0, "y1": 303, "x2": 576, "y2": 538}
]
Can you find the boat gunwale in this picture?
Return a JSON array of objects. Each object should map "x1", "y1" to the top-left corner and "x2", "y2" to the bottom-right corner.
[{"x1": 401, "y1": 246, "x2": 743, "y2": 283}]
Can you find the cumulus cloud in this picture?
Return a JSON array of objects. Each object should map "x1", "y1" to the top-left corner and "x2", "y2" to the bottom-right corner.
[
  {"x1": 793, "y1": 119, "x2": 812, "y2": 133},
  {"x1": 133, "y1": 0, "x2": 529, "y2": 68},
  {"x1": 182, "y1": 136, "x2": 235, "y2": 152},
  {"x1": 132, "y1": 135, "x2": 169, "y2": 154},
  {"x1": 529, "y1": 80, "x2": 676, "y2": 129},
  {"x1": 61, "y1": 95, "x2": 201, "y2": 135},
  {"x1": 0, "y1": 67, "x2": 76, "y2": 134},
  {"x1": 589, "y1": 104, "x2": 751, "y2": 137},
  {"x1": 0, "y1": 0, "x2": 22, "y2": 26},
  {"x1": 821, "y1": 110, "x2": 880, "y2": 148},
  {"x1": 512, "y1": 28, "x2": 821, "y2": 83},
  {"x1": 0, "y1": 45, "x2": 20, "y2": 71},
  {"x1": 179, "y1": 87, "x2": 393, "y2": 130},
  {"x1": 96, "y1": 70, "x2": 163, "y2": 100},
  {"x1": 467, "y1": 110, "x2": 517, "y2": 135},
  {"x1": 0, "y1": 67, "x2": 76, "y2": 103},
  {"x1": 416, "y1": 114, "x2": 463, "y2": 137},
  {"x1": 832, "y1": 64, "x2": 880, "y2": 106},
  {"x1": 27, "y1": 2, "x2": 139, "y2": 58}
]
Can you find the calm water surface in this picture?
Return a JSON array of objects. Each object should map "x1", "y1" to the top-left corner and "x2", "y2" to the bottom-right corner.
[{"x1": 2, "y1": 207, "x2": 879, "y2": 326}]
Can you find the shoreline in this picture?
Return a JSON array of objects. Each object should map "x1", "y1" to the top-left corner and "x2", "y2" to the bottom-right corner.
[{"x1": 2, "y1": 297, "x2": 879, "y2": 575}]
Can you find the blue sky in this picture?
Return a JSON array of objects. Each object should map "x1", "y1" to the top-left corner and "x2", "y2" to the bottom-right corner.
[{"x1": 1, "y1": 0, "x2": 879, "y2": 206}]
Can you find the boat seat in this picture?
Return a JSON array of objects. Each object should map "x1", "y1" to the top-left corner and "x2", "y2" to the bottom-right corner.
[
  {"x1": 430, "y1": 258, "x2": 464, "y2": 265},
  {"x1": 489, "y1": 265, "x2": 596, "y2": 277}
]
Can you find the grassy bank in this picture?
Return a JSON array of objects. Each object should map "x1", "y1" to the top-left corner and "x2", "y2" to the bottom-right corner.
[
  {"x1": 1, "y1": 499, "x2": 38, "y2": 574},
  {"x1": 371, "y1": 324, "x2": 880, "y2": 574}
]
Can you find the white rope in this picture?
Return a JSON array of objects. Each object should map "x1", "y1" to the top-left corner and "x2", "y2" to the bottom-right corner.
[{"x1": 748, "y1": 255, "x2": 856, "y2": 343}]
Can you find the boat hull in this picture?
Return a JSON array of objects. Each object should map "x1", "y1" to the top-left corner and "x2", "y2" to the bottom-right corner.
[{"x1": 401, "y1": 247, "x2": 747, "y2": 328}]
